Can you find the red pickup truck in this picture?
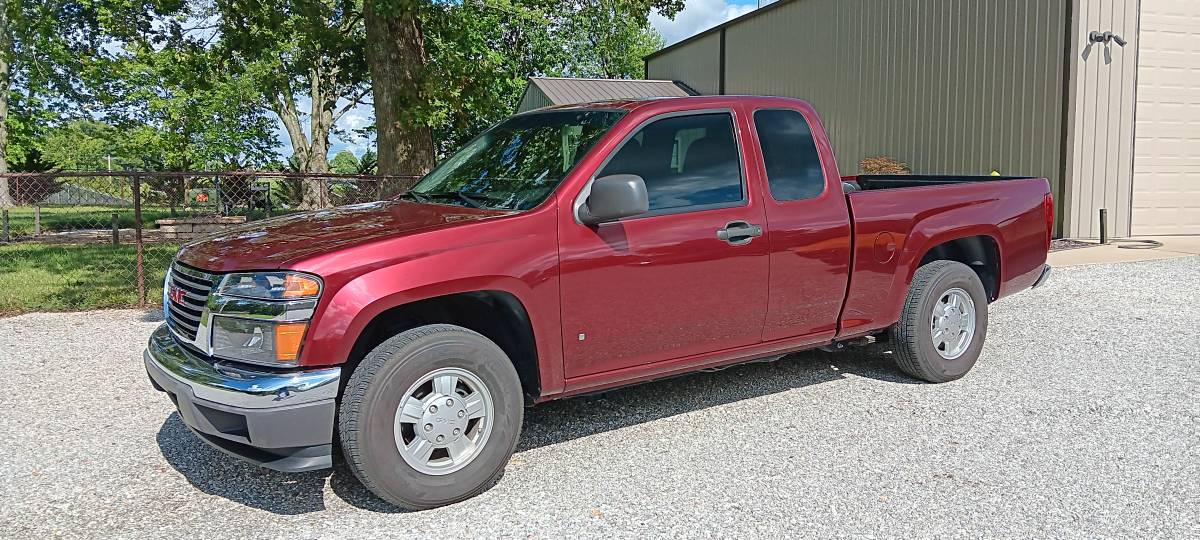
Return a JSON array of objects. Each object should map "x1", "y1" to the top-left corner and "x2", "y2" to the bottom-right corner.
[{"x1": 145, "y1": 95, "x2": 1052, "y2": 509}]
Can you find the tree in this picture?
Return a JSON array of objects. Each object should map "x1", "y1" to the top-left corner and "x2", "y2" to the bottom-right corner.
[
  {"x1": 562, "y1": 1, "x2": 666, "y2": 79},
  {"x1": 76, "y1": 3, "x2": 281, "y2": 213},
  {"x1": 362, "y1": 0, "x2": 433, "y2": 180},
  {"x1": 364, "y1": 0, "x2": 684, "y2": 177},
  {"x1": 215, "y1": 0, "x2": 370, "y2": 207},
  {"x1": 329, "y1": 149, "x2": 359, "y2": 174},
  {"x1": 0, "y1": 0, "x2": 105, "y2": 204},
  {"x1": 356, "y1": 149, "x2": 377, "y2": 174},
  {"x1": 103, "y1": 43, "x2": 279, "y2": 171},
  {"x1": 40, "y1": 120, "x2": 124, "y2": 171}
]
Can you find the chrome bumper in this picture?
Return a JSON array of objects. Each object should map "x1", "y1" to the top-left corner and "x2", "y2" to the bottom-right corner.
[
  {"x1": 1031, "y1": 264, "x2": 1052, "y2": 289},
  {"x1": 144, "y1": 323, "x2": 341, "y2": 472}
]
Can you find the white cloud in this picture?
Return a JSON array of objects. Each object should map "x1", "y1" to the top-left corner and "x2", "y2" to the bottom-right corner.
[
  {"x1": 650, "y1": 0, "x2": 761, "y2": 46},
  {"x1": 340, "y1": 110, "x2": 370, "y2": 130}
]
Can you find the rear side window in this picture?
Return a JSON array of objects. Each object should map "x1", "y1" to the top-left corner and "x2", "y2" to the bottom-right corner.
[
  {"x1": 753, "y1": 109, "x2": 826, "y2": 201},
  {"x1": 599, "y1": 112, "x2": 743, "y2": 212}
]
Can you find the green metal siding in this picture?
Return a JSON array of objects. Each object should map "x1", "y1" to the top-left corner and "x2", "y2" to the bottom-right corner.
[
  {"x1": 647, "y1": 0, "x2": 1070, "y2": 228},
  {"x1": 518, "y1": 85, "x2": 552, "y2": 113},
  {"x1": 646, "y1": 31, "x2": 722, "y2": 95}
]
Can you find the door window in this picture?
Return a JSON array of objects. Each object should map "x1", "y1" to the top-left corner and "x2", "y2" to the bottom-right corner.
[
  {"x1": 753, "y1": 109, "x2": 826, "y2": 201},
  {"x1": 599, "y1": 112, "x2": 743, "y2": 212}
]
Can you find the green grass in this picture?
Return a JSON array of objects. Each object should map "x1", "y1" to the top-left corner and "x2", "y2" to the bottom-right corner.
[
  {"x1": 1, "y1": 205, "x2": 288, "y2": 237},
  {"x1": 2, "y1": 205, "x2": 166, "y2": 236},
  {"x1": 0, "y1": 242, "x2": 179, "y2": 315}
]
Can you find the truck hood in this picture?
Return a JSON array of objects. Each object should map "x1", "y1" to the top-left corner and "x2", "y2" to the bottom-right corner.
[{"x1": 175, "y1": 200, "x2": 510, "y2": 272}]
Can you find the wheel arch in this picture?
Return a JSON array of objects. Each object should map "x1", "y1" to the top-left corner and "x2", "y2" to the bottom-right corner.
[
  {"x1": 913, "y1": 234, "x2": 1003, "y2": 301},
  {"x1": 341, "y1": 288, "x2": 542, "y2": 402}
]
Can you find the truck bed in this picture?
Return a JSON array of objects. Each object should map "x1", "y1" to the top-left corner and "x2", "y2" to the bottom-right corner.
[
  {"x1": 846, "y1": 174, "x2": 1032, "y2": 191},
  {"x1": 838, "y1": 176, "x2": 1052, "y2": 338}
]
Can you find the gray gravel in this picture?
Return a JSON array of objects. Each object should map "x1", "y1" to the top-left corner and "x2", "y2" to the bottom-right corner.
[{"x1": 1, "y1": 257, "x2": 1198, "y2": 539}]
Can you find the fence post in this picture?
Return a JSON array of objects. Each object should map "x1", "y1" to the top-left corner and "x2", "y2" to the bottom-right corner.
[
  {"x1": 1, "y1": 209, "x2": 8, "y2": 243},
  {"x1": 34, "y1": 206, "x2": 41, "y2": 236},
  {"x1": 134, "y1": 175, "x2": 146, "y2": 307},
  {"x1": 111, "y1": 212, "x2": 119, "y2": 245}
]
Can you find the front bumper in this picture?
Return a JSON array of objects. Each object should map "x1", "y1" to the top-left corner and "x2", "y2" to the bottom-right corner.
[{"x1": 144, "y1": 323, "x2": 341, "y2": 472}]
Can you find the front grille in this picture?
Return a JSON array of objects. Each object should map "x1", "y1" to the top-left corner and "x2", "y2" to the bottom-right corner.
[{"x1": 167, "y1": 263, "x2": 215, "y2": 341}]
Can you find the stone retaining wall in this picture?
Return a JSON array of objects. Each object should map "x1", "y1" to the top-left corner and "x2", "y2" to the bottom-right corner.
[{"x1": 155, "y1": 216, "x2": 248, "y2": 240}]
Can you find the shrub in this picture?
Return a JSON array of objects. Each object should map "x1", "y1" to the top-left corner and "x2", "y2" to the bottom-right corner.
[{"x1": 860, "y1": 155, "x2": 911, "y2": 175}]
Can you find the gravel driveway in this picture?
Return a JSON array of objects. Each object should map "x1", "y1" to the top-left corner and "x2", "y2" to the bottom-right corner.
[{"x1": 1, "y1": 258, "x2": 1197, "y2": 539}]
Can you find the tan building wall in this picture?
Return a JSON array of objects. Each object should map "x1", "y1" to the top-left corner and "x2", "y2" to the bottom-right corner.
[
  {"x1": 1063, "y1": 0, "x2": 1140, "y2": 238},
  {"x1": 647, "y1": 0, "x2": 1071, "y2": 232},
  {"x1": 1130, "y1": 0, "x2": 1200, "y2": 235}
]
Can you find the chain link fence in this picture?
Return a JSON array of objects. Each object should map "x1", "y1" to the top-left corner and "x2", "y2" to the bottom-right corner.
[{"x1": 0, "y1": 171, "x2": 420, "y2": 315}]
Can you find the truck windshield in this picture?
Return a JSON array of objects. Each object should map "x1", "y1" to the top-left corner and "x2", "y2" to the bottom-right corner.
[{"x1": 406, "y1": 110, "x2": 625, "y2": 210}]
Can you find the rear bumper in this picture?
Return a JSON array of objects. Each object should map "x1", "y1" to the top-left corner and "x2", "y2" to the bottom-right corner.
[
  {"x1": 144, "y1": 323, "x2": 341, "y2": 472},
  {"x1": 1030, "y1": 264, "x2": 1052, "y2": 289}
]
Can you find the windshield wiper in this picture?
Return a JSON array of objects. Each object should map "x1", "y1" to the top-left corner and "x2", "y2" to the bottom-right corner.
[
  {"x1": 418, "y1": 190, "x2": 486, "y2": 209},
  {"x1": 402, "y1": 191, "x2": 430, "y2": 204}
]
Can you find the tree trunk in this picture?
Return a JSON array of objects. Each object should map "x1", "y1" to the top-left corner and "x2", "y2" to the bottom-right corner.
[
  {"x1": 303, "y1": 131, "x2": 331, "y2": 208},
  {"x1": 0, "y1": 0, "x2": 14, "y2": 207},
  {"x1": 364, "y1": 2, "x2": 435, "y2": 192},
  {"x1": 271, "y1": 83, "x2": 331, "y2": 209},
  {"x1": 303, "y1": 70, "x2": 332, "y2": 208}
]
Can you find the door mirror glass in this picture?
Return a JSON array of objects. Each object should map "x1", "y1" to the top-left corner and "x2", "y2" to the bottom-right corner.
[{"x1": 579, "y1": 174, "x2": 649, "y2": 224}]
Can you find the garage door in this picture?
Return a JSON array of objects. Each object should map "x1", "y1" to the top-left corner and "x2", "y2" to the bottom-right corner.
[{"x1": 1132, "y1": 0, "x2": 1200, "y2": 235}]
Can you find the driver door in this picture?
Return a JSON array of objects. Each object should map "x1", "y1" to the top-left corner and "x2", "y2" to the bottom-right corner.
[{"x1": 557, "y1": 109, "x2": 770, "y2": 379}]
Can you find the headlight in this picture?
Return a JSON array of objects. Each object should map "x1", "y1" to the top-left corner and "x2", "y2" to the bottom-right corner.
[
  {"x1": 208, "y1": 271, "x2": 322, "y2": 367},
  {"x1": 216, "y1": 272, "x2": 321, "y2": 300},
  {"x1": 210, "y1": 316, "x2": 308, "y2": 367}
]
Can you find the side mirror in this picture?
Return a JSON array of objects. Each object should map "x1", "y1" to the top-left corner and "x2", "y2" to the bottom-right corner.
[{"x1": 578, "y1": 174, "x2": 649, "y2": 225}]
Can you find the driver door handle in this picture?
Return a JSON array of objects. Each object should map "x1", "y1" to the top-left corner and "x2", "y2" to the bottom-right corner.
[{"x1": 716, "y1": 221, "x2": 763, "y2": 246}]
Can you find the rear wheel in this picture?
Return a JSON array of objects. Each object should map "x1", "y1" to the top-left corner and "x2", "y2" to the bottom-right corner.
[
  {"x1": 339, "y1": 324, "x2": 523, "y2": 510},
  {"x1": 891, "y1": 260, "x2": 989, "y2": 382}
]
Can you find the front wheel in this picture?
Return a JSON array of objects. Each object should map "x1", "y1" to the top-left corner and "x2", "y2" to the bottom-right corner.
[
  {"x1": 891, "y1": 260, "x2": 989, "y2": 383},
  {"x1": 338, "y1": 324, "x2": 524, "y2": 510}
]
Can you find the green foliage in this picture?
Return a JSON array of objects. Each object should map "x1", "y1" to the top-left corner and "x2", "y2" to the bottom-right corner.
[
  {"x1": 414, "y1": 0, "x2": 682, "y2": 154},
  {"x1": 356, "y1": 149, "x2": 377, "y2": 174},
  {"x1": 2, "y1": 1, "x2": 101, "y2": 172},
  {"x1": 97, "y1": 38, "x2": 280, "y2": 170},
  {"x1": 41, "y1": 120, "x2": 125, "y2": 171},
  {"x1": 329, "y1": 149, "x2": 360, "y2": 174},
  {"x1": 4, "y1": 0, "x2": 684, "y2": 180},
  {"x1": 559, "y1": 1, "x2": 669, "y2": 79},
  {"x1": 213, "y1": 0, "x2": 369, "y2": 174}
]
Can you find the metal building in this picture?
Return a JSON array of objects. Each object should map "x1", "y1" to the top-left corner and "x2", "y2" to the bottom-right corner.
[
  {"x1": 517, "y1": 77, "x2": 695, "y2": 113},
  {"x1": 645, "y1": 0, "x2": 1200, "y2": 237}
]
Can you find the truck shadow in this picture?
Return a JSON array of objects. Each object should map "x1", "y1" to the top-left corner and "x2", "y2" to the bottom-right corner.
[
  {"x1": 514, "y1": 348, "x2": 917, "y2": 453},
  {"x1": 156, "y1": 413, "x2": 397, "y2": 514},
  {"x1": 155, "y1": 347, "x2": 918, "y2": 514}
]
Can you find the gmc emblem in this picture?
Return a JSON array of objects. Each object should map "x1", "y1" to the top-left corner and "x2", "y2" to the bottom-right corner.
[{"x1": 168, "y1": 284, "x2": 186, "y2": 304}]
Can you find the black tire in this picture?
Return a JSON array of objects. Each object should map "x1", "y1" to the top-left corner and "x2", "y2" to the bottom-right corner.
[
  {"x1": 338, "y1": 324, "x2": 523, "y2": 510},
  {"x1": 891, "y1": 260, "x2": 989, "y2": 383}
]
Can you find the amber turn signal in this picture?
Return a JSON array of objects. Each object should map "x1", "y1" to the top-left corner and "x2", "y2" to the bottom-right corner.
[
  {"x1": 274, "y1": 322, "x2": 309, "y2": 361},
  {"x1": 283, "y1": 274, "x2": 322, "y2": 298}
]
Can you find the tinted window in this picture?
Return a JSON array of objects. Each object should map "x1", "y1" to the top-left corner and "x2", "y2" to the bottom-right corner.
[
  {"x1": 753, "y1": 109, "x2": 825, "y2": 201},
  {"x1": 599, "y1": 113, "x2": 743, "y2": 212}
]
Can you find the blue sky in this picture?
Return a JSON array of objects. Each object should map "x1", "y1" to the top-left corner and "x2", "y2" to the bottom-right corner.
[{"x1": 307, "y1": 0, "x2": 770, "y2": 160}]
